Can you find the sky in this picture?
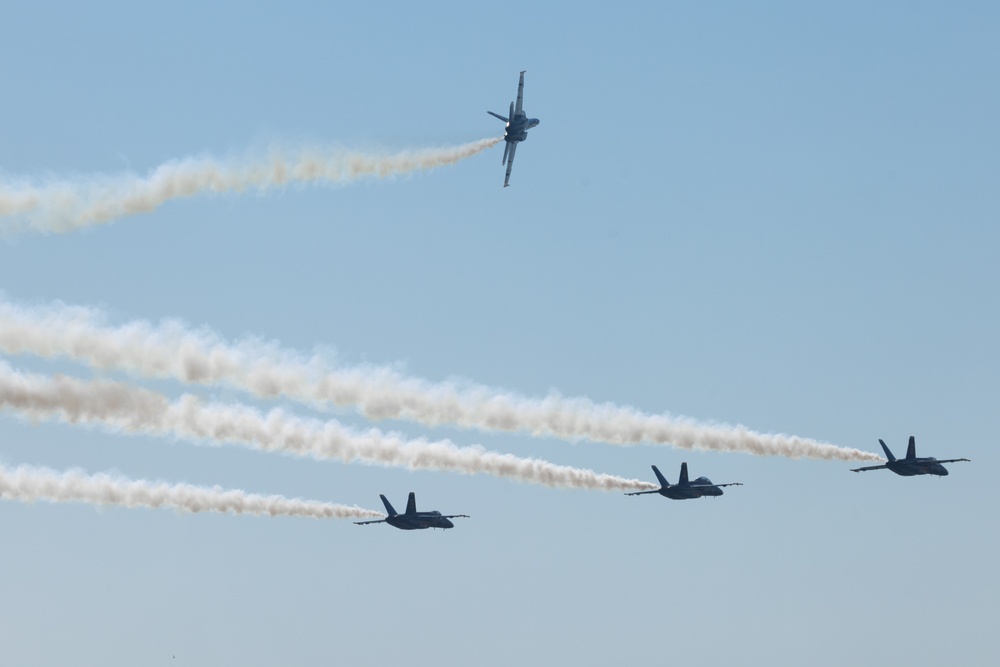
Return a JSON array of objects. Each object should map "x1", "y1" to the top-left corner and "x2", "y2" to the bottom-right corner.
[{"x1": 1, "y1": 2, "x2": 998, "y2": 665}]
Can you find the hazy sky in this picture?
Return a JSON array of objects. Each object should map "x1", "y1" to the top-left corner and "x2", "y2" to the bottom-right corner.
[{"x1": 1, "y1": 2, "x2": 997, "y2": 666}]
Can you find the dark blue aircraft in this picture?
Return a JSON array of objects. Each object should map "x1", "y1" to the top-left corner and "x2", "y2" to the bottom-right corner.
[
  {"x1": 851, "y1": 436, "x2": 970, "y2": 476},
  {"x1": 354, "y1": 492, "x2": 469, "y2": 530},
  {"x1": 625, "y1": 463, "x2": 743, "y2": 500},
  {"x1": 488, "y1": 70, "x2": 540, "y2": 187}
]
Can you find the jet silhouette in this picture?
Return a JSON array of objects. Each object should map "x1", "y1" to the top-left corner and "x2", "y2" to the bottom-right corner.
[
  {"x1": 354, "y1": 492, "x2": 469, "y2": 530},
  {"x1": 488, "y1": 70, "x2": 540, "y2": 187},
  {"x1": 625, "y1": 463, "x2": 742, "y2": 500},
  {"x1": 851, "y1": 436, "x2": 969, "y2": 476}
]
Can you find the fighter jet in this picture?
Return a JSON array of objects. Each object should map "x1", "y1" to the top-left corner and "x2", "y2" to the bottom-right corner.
[
  {"x1": 488, "y1": 70, "x2": 540, "y2": 187},
  {"x1": 625, "y1": 463, "x2": 743, "y2": 500},
  {"x1": 851, "y1": 436, "x2": 970, "y2": 476},
  {"x1": 354, "y1": 492, "x2": 469, "y2": 530}
]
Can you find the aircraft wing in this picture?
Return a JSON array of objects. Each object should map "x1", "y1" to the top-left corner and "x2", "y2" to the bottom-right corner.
[
  {"x1": 713, "y1": 483, "x2": 743, "y2": 488},
  {"x1": 515, "y1": 70, "x2": 525, "y2": 114},
  {"x1": 353, "y1": 519, "x2": 387, "y2": 525},
  {"x1": 624, "y1": 490, "x2": 661, "y2": 496},
  {"x1": 850, "y1": 464, "x2": 888, "y2": 473},
  {"x1": 503, "y1": 142, "x2": 517, "y2": 187},
  {"x1": 936, "y1": 458, "x2": 971, "y2": 464},
  {"x1": 439, "y1": 514, "x2": 470, "y2": 519}
]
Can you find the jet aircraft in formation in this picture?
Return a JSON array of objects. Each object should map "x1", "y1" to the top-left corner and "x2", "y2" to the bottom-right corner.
[
  {"x1": 353, "y1": 436, "x2": 968, "y2": 533},
  {"x1": 851, "y1": 436, "x2": 970, "y2": 476},
  {"x1": 489, "y1": 70, "x2": 540, "y2": 187},
  {"x1": 625, "y1": 463, "x2": 743, "y2": 500},
  {"x1": 354, "y1": 492, "x2": 469, "y2": 530}
]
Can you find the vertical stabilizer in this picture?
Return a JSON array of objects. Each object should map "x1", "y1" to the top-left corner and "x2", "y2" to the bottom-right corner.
[
  {"x1": 379, "y1": 494, "x2": 398, "y2": 516},
  {"x1": 906, "y1": 436, "x2": 916, "y2": 460},
  {"x1": 405, "y1": 492, "x2": 417, "y2": 516},
  {"x1": 679, "y1": 462, "x2": 690, "y2": 485},
  {"x1": 878, "y1": 440, "x2": 897, "y2": 462},
  {"x1": 651, "y1": 465, "x2": 670, "y2": 488}
]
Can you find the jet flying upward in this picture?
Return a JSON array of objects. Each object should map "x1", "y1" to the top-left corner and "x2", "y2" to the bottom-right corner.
[
  {"x1": 488, "y1": 70, "x2": 540, "y2": 187},
  {"x1": 851, "y1": 436, "x2": 970, "y2": 476},
  {"x1": 625, "y1": 463, "x2": 743, "y2": 500},
  {"x1": 354, "y1": 492, "x2": 469, "y2": 530}
]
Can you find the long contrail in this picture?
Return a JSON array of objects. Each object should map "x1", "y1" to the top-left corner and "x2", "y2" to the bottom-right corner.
[
  {"x1": 0, "y1": 137, "x2": 501, "y2": 233},
  {"x1": 0, "y1": 362, "x2": 657, "y2": 492},
  {"x1": 0, "y1": 462, "x2": 383, "y2": 519},
  {"x1": 0, "y1": 300, "x2": 882, "y2": 461}
]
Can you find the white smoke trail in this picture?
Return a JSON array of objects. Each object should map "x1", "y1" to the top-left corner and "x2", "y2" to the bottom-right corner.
[
  {"x1": 0, "y1": 462, "x2": 383, "y2": 519},
  {"x1": 0, "y1": 300, "x2": 882, "y2": 461},
  {"x1": 0, "y1": 362, "x2": 657, "y2": 492},
  {"x1": 0, "y1": 137, "x2": 501, "y2": 233}
]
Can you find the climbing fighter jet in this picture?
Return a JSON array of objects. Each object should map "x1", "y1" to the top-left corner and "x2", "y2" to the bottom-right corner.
[{"x1": 488, "y1": 70, "x2": 540, "y2": 187}]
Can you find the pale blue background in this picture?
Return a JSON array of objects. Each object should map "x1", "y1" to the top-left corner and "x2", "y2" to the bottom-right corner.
[{"x1": 0, "y1": 2, "x2": 997, "y2": 665}]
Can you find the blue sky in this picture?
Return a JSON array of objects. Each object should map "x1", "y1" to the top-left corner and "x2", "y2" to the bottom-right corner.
[{"x1": 1, "y1": 2, "x2": 998, "y2": 665}]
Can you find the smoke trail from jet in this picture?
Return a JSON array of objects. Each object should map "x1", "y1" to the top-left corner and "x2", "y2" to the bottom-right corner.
[
  {"x1": 0, "y1": 362, "x2": 657, "y2": 492},
  {"x1": 0, "y1": 462, "x2": 383, "y2": 519},
  {"x1": 0, "y1": 300, "x2": 883, "y2": 462},
  {"x1": 0, "y1": 137, "x2": 501, "y2": 233}
]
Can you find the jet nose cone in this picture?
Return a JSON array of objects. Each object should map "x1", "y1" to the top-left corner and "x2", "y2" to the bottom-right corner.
[{"x1": 442, "y1": 518, "x2": 454, "y2": 528}]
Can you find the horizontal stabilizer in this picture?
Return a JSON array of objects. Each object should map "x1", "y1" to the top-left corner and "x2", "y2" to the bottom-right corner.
[{"x1": 488, "y1": 110, "x2": 509, "y2": 123}]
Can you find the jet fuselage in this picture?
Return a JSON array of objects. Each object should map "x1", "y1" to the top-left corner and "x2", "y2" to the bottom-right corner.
[
  {"x1": 386, "y1": 512, "x2": 456, "y2": 530},
  {"x1": 884, "y1": 458, "x2": 951, "y2": 476},
  {"x1": 504, "y1": 115, "x2": 540, "y2": 143},
  {"x1": 658, "y1": 476, "x2": 726, "y2": 499}
]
